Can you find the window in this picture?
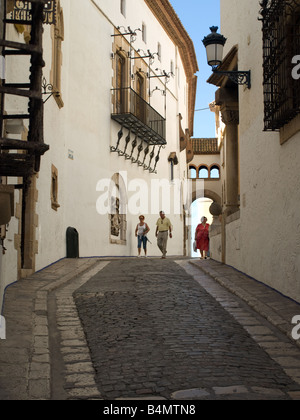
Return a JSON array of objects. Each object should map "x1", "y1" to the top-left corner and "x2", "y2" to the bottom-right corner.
[
  {"x1": 199, "y1": 166, "x2": 209, "y2": 179},
  {"x1": 142, "y1": 23, "x2": 147, "y2": 43},
  {"x1": 157, "y1": 43, "x2": 161, "y2": 62},
  {"x1": 210, "y1": 165, "x2": 220, "y2": 179},
  {"x1": 136, "y1": 73, "x2": 146, "y2": 122},
  {"x1": 189, "y1": 165, "x2": 220, "y2": 179},
  {"x1": 170, "y1": 60, "x2": 174, "y2": 76},
  {"x1": 260, "y1": 0, "x2": 300, "y2": 131},
  {"x1": 120, "y1": 0, "x2": 126, "y2": 16},
  {"x1": 116, "y1": 53, "x2": 126, "y2": 113},
  {"x1": 189, "y1": 166, "x2": 197, "y2": 179}
]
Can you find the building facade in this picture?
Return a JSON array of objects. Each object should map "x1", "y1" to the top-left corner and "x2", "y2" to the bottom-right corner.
[
  {"x1": 0, "y1": 0, "x2": 198, "y2": 311},
  {"x1": 205, "y1": 0, "x2": 300, "y2": 302}
]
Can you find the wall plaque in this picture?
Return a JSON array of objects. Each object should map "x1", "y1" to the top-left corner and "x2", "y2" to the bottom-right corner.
[{"x1": 10, "y1": 1, "x2": 57, "y2": 25}]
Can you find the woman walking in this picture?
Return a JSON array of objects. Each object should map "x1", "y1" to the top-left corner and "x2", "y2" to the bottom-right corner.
[
  {"x1": 195, "y1": 216, "x2": 210, "y2": 259},
  {"x1": 135, "y1": 215, "x2": 150, "y2": 257}
]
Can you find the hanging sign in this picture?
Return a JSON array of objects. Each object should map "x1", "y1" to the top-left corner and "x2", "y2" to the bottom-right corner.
[{"x1": 10, "y1": 1, "x2": 57, "y2": 25}]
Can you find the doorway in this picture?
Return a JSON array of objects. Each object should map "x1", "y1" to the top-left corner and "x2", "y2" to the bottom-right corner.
[{"x1": 191, "y1": 197, "x2": 213, "y2": 258}]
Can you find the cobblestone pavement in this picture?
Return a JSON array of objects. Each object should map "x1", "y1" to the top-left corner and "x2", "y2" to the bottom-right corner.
[
  {"x1": 1, "y1": 257, "x2": 300, "y2": 400},
  {"x1": 73, "y1": 259, "x2": 300, "y2": 400},
  {"x1": 0, "y1": 258, "x2": 101, "y2": 400}
]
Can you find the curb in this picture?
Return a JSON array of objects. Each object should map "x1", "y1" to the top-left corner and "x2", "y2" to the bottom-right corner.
[
  {"x1": 27, "y1": 258, "x2": 102, "y2": 400},
  {"x1": 189, "y1": 260, "x2": 300, "y2": 350}
]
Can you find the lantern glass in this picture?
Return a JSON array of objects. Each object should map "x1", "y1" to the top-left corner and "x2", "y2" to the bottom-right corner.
[
  {"x1": 202, "y1": 27, "x2": 227, "y2": 68},
  {"x1": 205, "y1": 43, "x2": 224, "y2": 68}
]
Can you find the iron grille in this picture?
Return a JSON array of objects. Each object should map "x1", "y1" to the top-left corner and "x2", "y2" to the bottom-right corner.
[
  {"x1": 260, "y1": 0, "x2": 300, "y2": 131},
  {"x1": 111, "y1": 87, "x2": 166, "y2": 145}
]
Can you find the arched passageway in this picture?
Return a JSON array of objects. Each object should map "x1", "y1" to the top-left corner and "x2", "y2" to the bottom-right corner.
[{"x1": 190, "y1": 190, "x2": 221, "y2": 258}]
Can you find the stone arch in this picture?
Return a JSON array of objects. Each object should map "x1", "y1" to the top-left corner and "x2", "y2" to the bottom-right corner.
[
  {"x1": 204, "y1": 189, "x2": 221, "y2": 206},
  {"x1": 191, "y1": 188, "x2": 221, "y2": 206}
]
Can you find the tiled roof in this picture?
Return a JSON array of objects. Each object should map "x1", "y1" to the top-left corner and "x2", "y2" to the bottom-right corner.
[{"x1": 192, "y1": 138, "x2": 219, "y2": 154}]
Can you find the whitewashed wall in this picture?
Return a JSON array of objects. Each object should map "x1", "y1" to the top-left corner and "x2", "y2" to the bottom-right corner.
[
  {"x1": 0, "y1": 0, "x2": 195, "y2": 310},
  {"x1": 36, "y1": 0, "x2": 190, "y2": 266},
  {"x1": 220, "y1": 0, "x2": 300, "y2": 302}
]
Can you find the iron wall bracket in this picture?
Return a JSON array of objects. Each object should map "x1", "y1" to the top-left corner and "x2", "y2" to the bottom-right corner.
[{"x1": 212, "y1": 68, "x2": 251, "y2": 89}]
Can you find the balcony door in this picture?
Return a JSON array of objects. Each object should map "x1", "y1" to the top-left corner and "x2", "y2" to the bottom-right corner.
[
  {"x1": 116, "y1": 53, "x2": 126, "y2": 113},
  {"x1": 136, "y1": 73, "x2": 146, "y2": 123}
]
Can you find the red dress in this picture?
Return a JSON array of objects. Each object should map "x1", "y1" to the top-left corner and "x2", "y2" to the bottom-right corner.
[{"x1": 196, "y1": 223, "x2": 210, "y2": 251}]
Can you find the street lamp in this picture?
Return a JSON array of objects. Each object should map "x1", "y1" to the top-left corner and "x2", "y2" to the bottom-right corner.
[{"x1": 202, "y1": 26, "x2": 251, "y2": 89}]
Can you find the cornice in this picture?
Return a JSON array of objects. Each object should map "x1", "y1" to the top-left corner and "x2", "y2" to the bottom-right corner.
[
  {"x1": 144, "y1": 0, "x2": 198, "y2": 135},
  {"x1": 145, "y1": 0, "x2": 199, "y2": 78}
]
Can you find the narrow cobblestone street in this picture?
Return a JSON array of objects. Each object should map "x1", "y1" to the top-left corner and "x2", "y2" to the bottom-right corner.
[{"x1": 1, "y1": 257, "x2": 300, "y2": 400}]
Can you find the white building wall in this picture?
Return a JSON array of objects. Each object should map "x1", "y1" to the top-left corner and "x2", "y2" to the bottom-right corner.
[
  {"x1": 220, "y1": 0, "x2": 300, "y2": 302},
  {"x1": 0, "y1": 0, "x2": 196, "y2": 310},
  {"x1": 36, "y1": 0, "x2": 191, "y2": 263}
]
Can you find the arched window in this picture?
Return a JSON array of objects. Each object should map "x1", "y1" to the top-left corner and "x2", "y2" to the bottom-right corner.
[
  {"x1": 189, "y1": 165, "x2": 197, "y2": 179},
  {"x1": 199, "y1": 165, "x2": 209, "y2": 179},
  {"x1": 210, "y1": 165, "x2": 220, "y2": 179}
]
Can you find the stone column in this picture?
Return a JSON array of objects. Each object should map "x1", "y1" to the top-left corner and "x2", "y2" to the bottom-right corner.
[
  {"x1": 209, "y1": 201, "x2": 222, "y2": 230},
  {"x1": 215, "y1": 87, "x2": 240, "y2": 217}
]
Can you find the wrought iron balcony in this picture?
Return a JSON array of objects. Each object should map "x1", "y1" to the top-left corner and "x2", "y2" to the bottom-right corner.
[{"x1": 111, "y1": 87, "x2": 166, "y2": 145}]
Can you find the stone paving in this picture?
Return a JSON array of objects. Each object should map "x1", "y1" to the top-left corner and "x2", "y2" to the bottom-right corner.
[
  {"x1": 0, "y1": 257, "x2": 300, "y2": 400},
  {"x1": 190, "y1": 259, "x2": 300, "y2": 350},
  {"x1": 74, "y1": 259, "x2": 300, "y2": 400},
  {"x1": 0, "y1": 258, "x2": 101, "y2": 400},
  {"x1": 182, "y1": 260, "x2": 300, "y2": 400}
]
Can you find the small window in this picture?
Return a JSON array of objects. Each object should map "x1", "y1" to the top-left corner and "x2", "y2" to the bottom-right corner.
[
  {"x1": 199, "y1": 166, "x2": 209, "y2": 179},
  {"x1": 170, "y1": 60, "x2": 174, "y2": 76},
  {"x1": 210, "y1": 165, "x2": 220, "y2": 179},
  {"x1": 157, "y1": 43, "x2": 161, "y2": 62},
  {"x1": 142, "y1": 23, "x2": 147, "y2": 43},
  {"x1": 120, "y1": 0, "x2": 126, "y2": 17},
  {"x1": 189, "y1": 166, "x2": 197, "y2": 179}
]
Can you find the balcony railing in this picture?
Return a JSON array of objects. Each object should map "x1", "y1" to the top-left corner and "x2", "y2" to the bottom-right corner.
[{"x1": 111, "y1": 87, "x2": 166, "y2": 145}]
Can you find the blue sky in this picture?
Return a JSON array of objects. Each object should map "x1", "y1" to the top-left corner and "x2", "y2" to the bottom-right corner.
[{"x1": 170, "y1": 0, "x2": 220, "y2": 138}]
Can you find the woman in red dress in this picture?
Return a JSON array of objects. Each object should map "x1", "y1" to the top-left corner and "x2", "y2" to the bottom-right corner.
[{"x1": 195, "y1": 216, "x2": 210, "y2": 259}]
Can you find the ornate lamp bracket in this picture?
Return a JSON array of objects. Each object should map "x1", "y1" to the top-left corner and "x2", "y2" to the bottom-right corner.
[
  {"x1": 42, "y1": 77, "x2": 59, "y2": 103},
  {"x1": 212, "y1": 68, "x2": 251, "y2": 89}
]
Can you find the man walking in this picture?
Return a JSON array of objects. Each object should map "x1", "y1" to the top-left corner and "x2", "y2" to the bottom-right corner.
[{"x1": 156, "y1": 211, "x2": 172, "y2": 259}]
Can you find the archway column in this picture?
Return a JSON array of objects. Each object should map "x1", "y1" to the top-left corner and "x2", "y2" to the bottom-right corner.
[{"x1": 216, "y1": 87, "x2": 240, "y2": 217}]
